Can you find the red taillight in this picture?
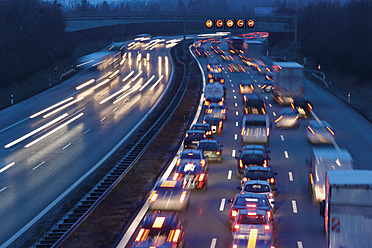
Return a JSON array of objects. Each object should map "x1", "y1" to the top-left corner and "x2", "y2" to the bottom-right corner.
[
  {"x1": 241, "y1": 127, "x2": 245, "y2": 136},
  {"x1": 135, "y1": 228, "x2": 149, "y2": 242},
  {"x1": 200, "y1": 159, "x2": 206, "y2": 167},
  {"x1": 267, "y1": 211, "x2": 271, "y2": 219},
  {"x1": 185, "y1": 133, "x2": 188, "y2": 138},
  {"x1": 308, "y1": 126, "x2": 315, "y2": 134},
  {"x1": 172, "y1": 173, "x2": 179, "y2": 180},
  {"x1": 308, "y1": 103, "x2": 313, "y2": 109},
  {"x1": 179, "y1": 191, "x2": 187, "y2": 203},
  {"x1": 250, "y1": 85, "x2": 254, "y2": 91},
  {"x1": 198, "y1": 173, "x2": 205, "y2": 182},
  {"x1": 176, "y1": 159, "x2": 181, "y2": 166},
  {"x1": 264, "y1": 225, "x2": 270, "y2": 230},
  {"x1": 173, "y1": 229, "x2": 181, "y2": 242},
  {"x1": 216, "y1": 150, "x2": 220, "y2": 155},
  {"x1": 269, "y1": 178, "x2": 275, "y2": 184},
  {"x1": 219, "y1": 121, "x2": 222, "y2": 128},
  {"x1": 327, "y1": 126, "x2": 335, "y2": 135},
  {"x1": 239, "y1": 160, "x2": 243, "y2": 168},
  {"x1": 231, "y1": 210, "x2": 238, "y2": 217},
  {"x1": 263, "y1": 160, "x2": 267, "y2": 168},
  {"x1": 290, "y1": 103, "x2": 294, "y2": 109},
  {"x1": 149, "y1": 191, "x2": 158, "y2": 203},
  {"x1": 205, "y1": 101, "x2": 210, "y2": 106},
  {"x1": 242, "y1": 177, "x2": 247, "y2": 182},
  {"x1": 269, "y1": 192, "x2": 273, "y2": 198},
  {"x1": 233, "y1": 224, "x2": 239, "y2": 232}
]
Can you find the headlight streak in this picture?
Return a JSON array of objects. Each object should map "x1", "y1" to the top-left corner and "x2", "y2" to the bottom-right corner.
[
  {"x1": 99, "y1": 84, "x2": 131, "y2": 104},
  {"x1": 43, "y1": 97, "x2": 84, "y2": 118},
  {"x1": 4, "y1": 114, "x2": 69, "y2": 148},
  {"x1": 122, "y1": 71, "x2": 135, "y2": 82},
  {"x1": 76, "y1": 79, "x2": 95, "y2": 90},
  {"x1": 30, "y1": 97, "x2": 73, "y2": 119},
  {"x1": 139, "y1": 75, "x2": 155, "y2": 91},
  {"x1": 113, "y1": 80, "x2": 142, "y2": 104},
  {"x1": 131, "y1": 70, "x2": 143, "y2": 82},
  {"x1": 91, "y1": 59, "x2": 107, "y2": 67},
  {"x1": 0, "y1": 162, "x2": 15, "y2": 174},
  {"x1": 165, "y1": 43, "x2": 178, "y2": 49},
  {"x1": 150, "y1": 75, "x2": 164, "y2": 91},
  {"x1": 136, "y1": 53, "x2": 142, "y2": 64},
  {"x1": 93, "y1": 79, "x2": 110, "y2": 90},
  {"x1": 109, "y1": 70, "x2": 120, "y2": 79},
  {"x1": 76, "y1": 60, "x2": 94, "y2": 68},
  {"x1": 146, "y1": 53, "x2": 150, "y2": 61},
  {"x1": 24, "y1": 113, "x2": 84, "y2": 148}
]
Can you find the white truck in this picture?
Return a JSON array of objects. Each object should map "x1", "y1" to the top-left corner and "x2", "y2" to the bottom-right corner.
[
  {"x1": 271, "y1": 62, "x2": 304, "y2": 105},
  {"x1": 320, "y1": 170, "x2": 372, "y2": 248},
  {"x1": 308, "y1": 148, "x2": 353, "y2": 204},
  {"x1": 242, "y1": 40, "x2": 263, "y2": 60}
]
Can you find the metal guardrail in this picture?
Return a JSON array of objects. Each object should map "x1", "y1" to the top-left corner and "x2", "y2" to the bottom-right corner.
[{"x1": 32, "y1": 46, "x2": 191, "y2": 248}]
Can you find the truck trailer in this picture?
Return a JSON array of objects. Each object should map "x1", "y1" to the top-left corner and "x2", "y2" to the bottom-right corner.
[{"x1": 321, "y1": 170, "x2": 372, "y2": 248}]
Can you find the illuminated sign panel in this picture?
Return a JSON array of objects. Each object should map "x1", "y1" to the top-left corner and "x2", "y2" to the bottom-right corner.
[
  {"x1": 204, "y1": 19, "x2": 256, "y2": 30},
  {"x1": 247, "y1": 19, "x2": 255, "y2": 29},
  {"x1": 205, "y1": 19, "x2": 214, "y2": 29},
  {"x1": 215, "y1": 19, "x2": 224, "y2": 30},
  {"x1": 236, "y1": 19, "x2": 245, "y2": 29},
  {"x1": 226, "y1": 19, "x2": 235, "y2": 29}
]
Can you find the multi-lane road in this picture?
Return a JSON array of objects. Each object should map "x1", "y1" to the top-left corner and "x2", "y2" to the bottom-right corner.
[
  {"x1": 121, "y1": 37, "x2": 372, "y2": 248},
  {"x1": 0, "y1": 39, "x2": 177, "y2": 247}
]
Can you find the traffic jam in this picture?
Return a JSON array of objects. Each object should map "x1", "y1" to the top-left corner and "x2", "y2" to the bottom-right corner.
[{"x1": 130, "y1": 33, "x2": 349, "y2": 248}]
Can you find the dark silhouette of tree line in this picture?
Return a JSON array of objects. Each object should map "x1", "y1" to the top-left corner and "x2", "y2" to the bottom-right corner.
[
  {"x1": 0, "y1": 0, "x2": 72, "y2": 84},
  {"x1": 276, "y1": 0, "x2": 372, "y2": 80}
]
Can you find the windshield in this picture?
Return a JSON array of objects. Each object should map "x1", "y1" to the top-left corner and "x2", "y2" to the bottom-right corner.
[
  {"x1": 245, "y1": 170, "x2": 271, "y2": 179},
  {"x1": 242, "y1": 154, "x2": 264, "y2": 165},
  {"x1": 237, "y1": 214, "x2": 267, "y2": 225},
  {"x1": 197, "y1": 142, "x2": 218, "y2": 150}
]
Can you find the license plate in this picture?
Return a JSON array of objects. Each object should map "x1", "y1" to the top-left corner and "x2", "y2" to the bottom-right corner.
[{"x1": 192, "y1": 141, "x2": 199, "y2": 144}]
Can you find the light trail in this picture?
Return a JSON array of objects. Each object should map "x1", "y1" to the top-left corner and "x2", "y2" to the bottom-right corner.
[
  {"x1": 93, "y1": 79, "x2": 110, "y2": 90},
  {"x1": 43, "y1": 97, "x2": 84, "y2": 118},
  {"x1": 113, "y1": 82, "x2": 142, "y2": 104},
  {"x1": 5, "y1": 113, "x2": 69, "y2": 148},
  {"x1": 76, "y1": 79, "x2": 95, "y2": 90},
  {"x1": 76, "y1": 60, "x2": 93, "y2": 68},
  {"x1": 139, "y1": 75, "x2": 155, "y2": 91},
  {"x1": 122, "y1": 71, "x2": 135, "y2": 82},
  {"x1": 150, "y1": 75, "x2": 164, "y2": 90},
  {"x1": 25, "y1": 113, "x2": 84, "y2": 148},
  {"x1": 99, "y1": 84, "x2": 131, "y2": 105},
  {"x1": 30, "y1": 97, "x2": 73, "y2": 119},
  {"x1": 131, "y1": 70, "x2": 143, "y2": 82}
]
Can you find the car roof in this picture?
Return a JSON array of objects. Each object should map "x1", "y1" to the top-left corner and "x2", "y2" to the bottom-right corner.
[
  {"x1": 243, "y1": 145, "x2": 266, "y2": 151},
  {"x1": 237, "y1": 208, "x2": 267, "y2": 216},
  {"x1": 204, "y1": 113, "x2": 223, "y2": 120},
  {"x1": 242, "y1": 149, "x2": 264, "y2": 156},
  {"x1": 237, "y1": 192, "x2": 268, "y2": 199}
]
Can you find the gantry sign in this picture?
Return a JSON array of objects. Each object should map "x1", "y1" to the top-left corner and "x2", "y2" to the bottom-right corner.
[{"x1": 205, "y1": 19, "x2": 255, "y2": 30}]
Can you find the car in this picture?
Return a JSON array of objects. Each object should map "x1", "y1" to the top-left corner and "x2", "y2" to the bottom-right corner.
[
  {"x1": 241, "y1": 166, "x2": 277, "y2": 192},
  {"x1": 207, "y1": 72, "x2": 224, "y2": 84},
  {"x1": 195, "y1": 47, "x2": 207, "y2": 57},
  {"x1": 231, "y1": 209, "x2": 273, "y2": 243},
  {"x1": 228, "y1": 192, "x2": 274, "y2": 229},
  {"x1": 205, "y1": 103, "x2": 227, "y2": 121},
  {"x1": 239, "y1": 80, "x2": 254, "y2": 94},
  {"x1": 236, "y1": 149, "x2": 269, "y2": 179},
  {"x1": 260, "y1": 82, "x2": 273, "y2": 93},
  {"x1": 274, "y1": 108, "x2": 300, "y2": 128},
  {"x1": 241, "y1": 145, "x2": 271, "y2": 159},
  {"x1": 241, "y1": 114, "x2": 270, "y2": 145},
  {"x1": 228, "y1": 63, "x2": 245, "y2": 73},
  {"x1": 239, "y1": 180, "x2": 275, "y2": 208},
  {"x1": 196, "y1": 140, "x2": 223, "y2": 162},
  {"x1": 173, "y1": 150, "x2": 208, "y2": 191},
  {"x1": 204, "y1": 95, "x2": 224, "y2": 107},
  {"x1": 132, "y1": 212, "x2": 185, "y2": 248},
  {"x1": 306, "y1": 120, "x2": 335, "y2": 144},
  {"x1": 203, "y1": 113, "x2": 224, "y2": 135},
  {"x1": 183, "y1": 130, "x2": 206, "y2": 149},
  {"x1": 291, "y1": 97, "x2": 313, "y2": 118},
  {"x1": 148, "y1": 179, "x2": 190, "y2": 211},
  {"x1": 243, "y1": 94, "x2": 266, "y2": 115},
  {"x1": 190, "y1": 123, "x2": 213, "y2": 140},
  {"x1": 206, "y1": 59, "x2": 220, "y2": 72}
]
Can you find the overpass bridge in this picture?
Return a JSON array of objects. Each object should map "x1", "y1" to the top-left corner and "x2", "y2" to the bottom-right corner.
[{"x1": 64, "y1": 11, "x2": 297, "y2": 40}]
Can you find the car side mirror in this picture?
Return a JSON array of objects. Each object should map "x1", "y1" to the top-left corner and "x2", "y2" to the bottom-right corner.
[
  {"x1": 273, "y1": 172, "x2": 278, "y2": 176},
  {"x1": 236, "y1": 186, "x2": 242, "y2": 191},
  {"x1": 235, "y1": 156, "x2": 239, "y2": 160},
  {"x1": 220, "y1": 145, "x2": 223, "y2": 147},
  {"x1": 273, "y1": 188, "x2": 277, "y2": 191},
  {"x1": 238, "y1": 149, "x2": 242, "y2": 153},
  {"x1": 267, "y1": 157, "x2": 271, "y2": 161},
  {"x1": 227, "y1": 199, "x2": 233, "y2": 204},
  {"x1": 226, "y1": 107, "x2": 229, "y2": 110}
]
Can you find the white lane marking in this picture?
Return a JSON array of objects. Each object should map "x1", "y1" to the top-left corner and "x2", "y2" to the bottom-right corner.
[
  {"x1": 251, "y1": 75, "x2": 253, "y2": 78},
  {"x1": 292, "y1": 200, "x2": 298, "y2": 213},
  {"x1": 219, "y1": 198, "x2": 226, "y2": 211},
  {"x1": 232, "y1": 89, "x2": 235, "y2": 93},
  {"x1": 284, "y1": 151, "x2": 289, "y2": 159},
  {"x1": 83, "y1": 129, "x2": 91, "y2": 134},
  {"x1": 235, "y1": 103, "x2": 237, "y2": 107},
  {"x1": 0, "y1": 162, "x2": 15, "y2": 174},
  {"x1": 231, "y1": 84, "x2": 233, "y2": 87},
  {"x1": 32, "y1": 161, "x2": 45, "y2": 171},
  {"x1": 280, "y1": 135, "x2": 284, "y2": 141},
  {"x1": 0, "y1": 117, "x2": 29, "y2": 134},
  {"x1": 234, "y1": 96, "x2": 237, "y2": 99},
  {"x1": 289, "y1": 172, "x2": 293, "y2": 181},
  {"x1": 230, "y1": 80, "x2": 232, "y2": 83},
  {"x1": 236, "y1": 111, "x2": 239, "y2": 116},
  {"x1": 228, "y1": 170, "x2": 232, "y2": 180},
  {"x1": 297, "y1": 241, "x2": 303, "y2": 248},
  {"x1": 273, "y1": 112, "x2": 276, "y2": 117},
  {"x1": 254, "y1": 80, "x2": 257, "y2": 82},
  {"x1": 100, "y1": 117, "x2": 106, "y2": 122},
  {"x1": 113, "y1": 107, "x2": 118, "y2": 112},
  {"x1": 265, "y1": 96, "x2": 268, "y2": 99},
  {"x1": 269, "y1": 104, "x2": 272, "y2": 107},
  {"x1": 62, "y1": 143, "x2": 71, "y2": 150},
  {"x1": 232, "y1": 149, "x2": 236, "y2": 157},
  {"x1": 234, "y1": 134, "x2": 238, "y2": 140},
  {"x1": 0, "y1": 187, "x2": 6, "y2": 193},
  {"x1": 227, "y1": 75, "x2": 230, "y2": 78},
  {"x1": 236, "y1": 122, "x2": 239, "y2": 127},
  {"x1": 210, "y1": 238, "x2": 217, "y2": 248}
]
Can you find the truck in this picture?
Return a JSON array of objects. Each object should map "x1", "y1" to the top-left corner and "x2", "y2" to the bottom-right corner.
[
  {"x1": 308, "y1": 148, "x2": 353, "y2": 204},
  {"x1": 271, "y1": 62, "x2": 304, "y2": 105},
  {"x1": 320, "y1": 170, "x2": 372, "y2": 248},
  {"x1": 77, "y1": 51, "x2": 121, "y2": 71}
]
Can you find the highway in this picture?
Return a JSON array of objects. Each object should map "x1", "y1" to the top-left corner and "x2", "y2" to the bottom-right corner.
[
  {"x1": 0, "y1": 38, "x2": 176, "y2": 247},
  {"x1": 122, "y1": 37, "x2": 372, "y2": 248}
]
